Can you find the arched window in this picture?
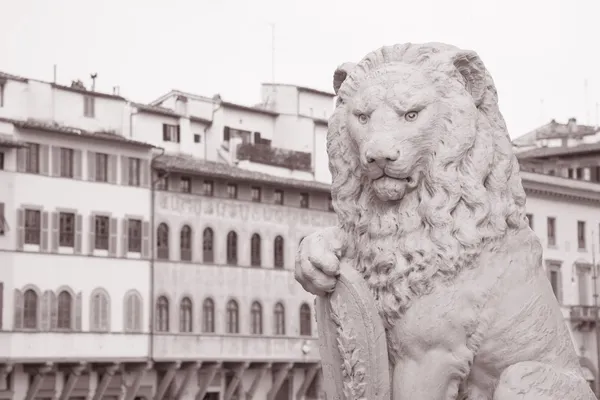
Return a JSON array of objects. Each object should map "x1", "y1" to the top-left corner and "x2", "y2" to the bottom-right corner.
[
  {"x1": 57, "y1": 291, "x2": 73, "y2": 329},
  {"x1": 203, "y1": 228, "x2": 214, "y2": 263},
  {"x1": 156, "y1": 296, "x2": 169, "y2": 332},
  {"x1": 274, "y1": 302, "x2": 285, "y2": 335},
  {"x1": 226, "y1": 299, "x2": 239, "y2": 334},
  {"x1": 90, "y1": 289, "x2": 110, "y2": 331},
  {"x1": 124, "y1": 290, "x2": 143, "y2": 332},
  {"x1": 23, "y1": 289, "x2": 38, "y2": 329},
  {"x1": 274, "y1": 235, "x2": 284, "y2": 268},
  {"x1": 179, "y1": 297, "x2": 193, "y2": 333},
  {"x1": 202, "y1": 298, "x2": 215, "y2": 333},
  {"x1": 299, "y1": 303, "x2": 312, "y2": 336},
  {"x1": 157, "y1": 223, "x2": 169, "y2": 260},
  {"x1": 180, "y1": 225, "x2": 192, "y2": 261},
  {"x1": 250, "y1": 301, "x2": 263, "y2": 334},
  {"x1": 226, "y1": 231, "x2": 238, "y2": 265},
  {"x1": 250, "y1": 233, "x2": 261, "y2": 267}
]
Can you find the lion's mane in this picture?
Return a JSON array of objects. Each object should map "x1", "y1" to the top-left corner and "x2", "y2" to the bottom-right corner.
[{"x1": 328, "y1": 43, "x2": 532, "y2": 329}]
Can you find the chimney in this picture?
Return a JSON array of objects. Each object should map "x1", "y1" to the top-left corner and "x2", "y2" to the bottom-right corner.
[
  {"x1": 112, "y1": 86, "x2": 120, "y2": 96},
  {"x1": 568, "y1": 117, "x2": 578, "y2": 134}
]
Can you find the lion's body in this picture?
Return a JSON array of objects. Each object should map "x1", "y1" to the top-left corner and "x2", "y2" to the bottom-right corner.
[{"x1": 321, "y1": 42, "x2": 597, "y2": 399}]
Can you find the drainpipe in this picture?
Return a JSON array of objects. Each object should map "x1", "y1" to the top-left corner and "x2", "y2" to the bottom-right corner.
[
  {"x1": 149, "y1": 147, "x2": 167, "y2": 362},
  {"x1": 129, "y1": 108, "x2": 139, "y2": 138}
]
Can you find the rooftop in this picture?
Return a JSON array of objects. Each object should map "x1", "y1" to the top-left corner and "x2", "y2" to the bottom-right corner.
[
  {"x1": 516, "y1": 142, "x2": 600, "y2": 159},
  {"x1": 261, "y1": 83, "x2": 336, "y2": 98},
  {"x1": 513, "y1": 118, "x2": 599, "y2": 145}
]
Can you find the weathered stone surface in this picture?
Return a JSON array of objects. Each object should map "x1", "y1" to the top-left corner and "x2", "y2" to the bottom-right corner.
[{"x1": 295, "y1": 42, "x2": 597, "y2": 399}]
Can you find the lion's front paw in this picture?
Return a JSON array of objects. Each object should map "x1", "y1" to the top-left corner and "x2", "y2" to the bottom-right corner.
[{"x1": 294, "y1": 227, "x2": 343, "y2": 297}]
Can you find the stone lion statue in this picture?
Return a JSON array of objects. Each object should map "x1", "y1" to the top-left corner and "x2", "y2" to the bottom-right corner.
[{"x1": 295, "y1": 42, "x2": 597, "y2": 399}]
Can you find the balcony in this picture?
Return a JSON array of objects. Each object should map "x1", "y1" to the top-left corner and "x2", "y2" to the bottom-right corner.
[
  {"x1": 152, "y1": 334, "x2": 320, "y2": 362},
  {"x1": 569, "y1": 305, "x2": 599, "y2": 331},
  {"x1": 236, "y1": 143, "x2": 312, "y2": 172}
]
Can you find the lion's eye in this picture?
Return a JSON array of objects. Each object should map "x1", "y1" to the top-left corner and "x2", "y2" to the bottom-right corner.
[
  {"x1": 405, "y1": 111, "x2": 419, "y2": 121},
  {"x1": 357, "y1": 114, "x2": 369, "y2": 124}
]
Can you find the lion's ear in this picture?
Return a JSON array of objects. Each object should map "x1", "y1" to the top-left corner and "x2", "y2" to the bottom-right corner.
[
  {"x1": 451, "y1": 50, "x2": 486, "y2": 107},
  {"x1": 333, "y1": 62, "x2": 357, "y2": 95}
]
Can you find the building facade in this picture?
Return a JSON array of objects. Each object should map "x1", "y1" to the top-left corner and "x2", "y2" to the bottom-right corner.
[{"x1": 1, "y1": 70, "x2": 600, "y2": 399}]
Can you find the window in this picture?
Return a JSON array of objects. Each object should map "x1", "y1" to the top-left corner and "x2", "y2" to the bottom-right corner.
[
  {"x1": 90, "y1": 289, "x2": 109, "y2": 331},
  {"x1": 194, "y1": 134, "x2": 201, "y2": 143},
  {"x1": 0, "y1": 152, "x2": 4, "y2": 170},
  {"x1": 0, "y1": 82, "x2": 4, "y2": 107},
  {"x1": 156, "y1": 175, "x2": 168, "y2": 190},
  {"x1": 60, "y1": 148, "x2": 74, "y2": 178},
  {"x1": 203, "y1": 228, "x2": 214, "y2": 263},
  {"x1": 223, "y1": 126, "x2": 230, "y2": 141},
  {"x1": 124, "y1": 291, "x2": 142, "y2": 332},
  {"x1": 577, "y1": 264, "x2": 591, "y2": 306},
  {"x1": 94, "y1": 216, "x2": 109, "y2": 250},
  {"x1": 274, "y1": 236, "x2": 284, "y2": 268},
  {"x1": 202, "y1": 298, "x2": 215, "y2": 333},
  {"x1": 251, "y1": 187, "x2": 261, "y2": 202},
  {"x1": 23, "y1": 289, "x2": 38, "y2": 329},
  {"x1": 227, "y1": 183, "x2": 238, "y2": 199},
  {"x1": 26, "y1": 143, "x2": 40, "y2": 173},
  {"x1": 128, "y1": 219, "x2": 142, "y2": 253},
  {"x1": 84, "y1": 95, "x2": 95, "y2": 117},
  {"x1": 24, "y1": 209, "x2": 41, "y2": 245},
  {"x1": 180, "y1": 176, "x2": 192, "y2": 193},
  {"x1": 226, "y1": 231, "x2": 238, "y2": 265},
  {"x1": 583, "y1": 167, "x2": 591, "y2": 181},
  {"x1": 577, "y1": 221, "x2": 586, "y2": 250},
  {"x1": 180, "y1": 225, "x2": 192, "y2": 261},
  {"x1": 299, "y1": 303, "x2": 312, "y2": 336},
  {"x1": 526, "y1": 213, "x2": 533, "y2": 229},
  {"x1": 547, "y1": 217, "x2": 556, "y2": 247},
  {"x1": 157, "y1": 223, "x2": 169, "y2": 260},
  {"x1": 274, "y1": 190, "x2": 284, "y2": 205},
  {"x1": 568, "y1": 168, "x2": 574, "y2": 179},
  {"x1": 59, "y1": 212, "x2": 75, "y2": 247},
  {"x1": 328, "y1": 195, "x2": 334, "y2": 211},
  {"x1": 0, "y1": 203, "x2": 4, "y2": 235},
  {"x1": 203, "y1": 181, "x2": 214, "y2": 196},
  {"x1": 226, "y1": 299, "x2": 239, "y2": 334},
  {"x1": 156, "y1": 296, "x2": 169, "y2": 332},
  {"x1": 274, "y1": 302, "x2": 285, "y2": 335},
  {"x1": 179, "y1": 297, "x2": 193, "y2": 333},
  {"x1": 300, "y1": 193, "x2": 309, "y2": 208},
  {"x1": 128, "y1": 158, "x2": 141, "y2": 187},
  {"x1": 546, "y1": 261, "x2": 562, "y2": 303},
  {"x1": 57, "y1": 291, "x2": 73, "y2": 329},
  {"x1": 250, "y1": 301, "x2": 263, "y2": 334},
  {"x1": 250, "y1": 234, "x2": 261, "y2": 267},
  {"x1": 162, "y1": 124, "x2": 180, "y2": 143},
  {"x1": 576, "y1": 167, "x2": 583, "y2": 180},
  {"x1": 95, "y1": 153, "x2": 108, "y2": 182}
]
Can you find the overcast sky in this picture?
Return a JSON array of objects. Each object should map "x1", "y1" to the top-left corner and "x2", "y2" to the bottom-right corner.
[{"x1": 1, "y1": 0, "x2": 599, "y2": 138}]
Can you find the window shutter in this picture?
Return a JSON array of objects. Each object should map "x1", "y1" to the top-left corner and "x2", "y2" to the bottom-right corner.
[
  {"x1": 75, "y1": 292, "x2": 82, "y2": 331},
  {"x1": 16, "y1": 148, "x2": 27, "y2": 172},
  {"x1": 40, "y1": 145, "x2": 50, "y2": 175},
  {"x1": 51, "y1": 212, "x2": 59, "y2": 252},
  {"x1": 140, "y1": 159, "x2": 149, "y2": 188},
  {"x1": 0, "y1": 282, "x2": 3, "y2": 330},
  {"x1": 74, "y1": 214, "x2": 82, "y2": 254},
  {"x1": 50, "y1": 291, "x2": 58, "y2": 329},
  {"x1": 88, "y1": 151, "x2": 96, "y2": 181},
  {"x1": 223, "y1": 127, "x2": 230, "y2": 141},
  {"x1": 121, "y1": 156, "x2": 129, "y2": 185},
  {"x1": 51, "y1": 146, "x2": 60, "y2": 177},
  {"x1": 108, "y1": 155, "x2": 117, "y2": 184},
  {"x1": 89, "y1": 215, "x2": 96, "y2": 254},
  {"x1": 40, "y1": 211, "x2": 49, "y2": 252},
  {"x1": 162, "y1": 124, "x2": 168, "y2": 141},
  {"x1": 13, "y1": 289, "x2": 23, "y2": 329},
  {"x1": 176, "y1": 126, "x2": 181, "y2": 143},
  {"x1": 40, "y1": 290, "x2": 51, "y2": 330},
  {"x1": 109, "y1": 217, "x2": 118, "y2": 256},
  {"x1": 73, "y1": 150, "x2": 82, "y2": 180},
  {"x1": 121, "y1": 219, "x2": 129, "y2": 256},
  {"x1": 17, "y1": 209, "x2": 24, "y2": 250},
  {"x1": 142, "y1": 221, "x2": 150, "y2": 258}
]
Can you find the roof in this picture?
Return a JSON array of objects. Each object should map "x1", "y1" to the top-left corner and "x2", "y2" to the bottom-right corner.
[
  {"x1": 0, "y1": 71, "x2": 28, "y2": 83},
  {"x1": 154, "y1": 154, "x2": 331, "y2": 192},
  {"x1": 521, "y1": 171, "x2": 600, "y2": 203},
  {"x1": 51, "y1": 83, "x2": 126, "y2": 101},
  {"x1": 261, "y1": 83, "x2": 336, "y2": 98},
  {"x1": 0, "y1": 133, "x2": 26, "y2": 148},
  {"x1": 0, "y1": 118, "x2": 155, "y2": 148},
  {"x1": 516, "y1": 142, "x2": 600, "y2": 159},
  {"x1": 514, "y1": 119, "x2": 599, "y2": 144}
]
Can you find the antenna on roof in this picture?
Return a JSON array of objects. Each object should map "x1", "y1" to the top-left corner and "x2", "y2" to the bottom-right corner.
[
  {"x1": 53, "y1": 65, "x2": 57, "y2": 84},
  {"x1": 269, "y1": 22, "x2": 276, "y2": 85},
  {"x1": 90, "y1": 73, "x2": 98, "y2": 92},
  {"x1": 584, "y1": 79, "x2": 590, "y2": 125}
]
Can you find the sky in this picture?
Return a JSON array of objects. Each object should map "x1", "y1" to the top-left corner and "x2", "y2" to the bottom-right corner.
[{"x1": 1, "y1": 0, "x2": 599, "y2": 139}]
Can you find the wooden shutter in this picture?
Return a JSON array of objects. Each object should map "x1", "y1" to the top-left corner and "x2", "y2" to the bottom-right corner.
[
  {"x1": 122, "y1": 219, "x2": 129, "y2": 256},
  {"x1": 108, "y1": 155, "x2": 117, "y2": 184},
  {"x1": 176, "y1": 126, "x2": 181, "y2": 143},
  {"x1": 75, "y1": 292, "x2": 82, "y2": 331},
  {"x1": 88, "y1": 151, "x2": 96, "y2": 181},
  {"x1": 140, "y1": 159, "x2": 150, "y2": 188},
  {"x1": 0, "y1": 282, "x2": 3, "y2": 330},
  {"x1": 40, "y1": 211, "x2": 49, "y2": 252},
  {"x1": 13, "y1": 289, "x2": 23, "y2": 329},
  {"x1": 40, "y1": 145, "x2": 50, "y2": 175},
  {"x1": 51, "y1": 146, "x2": 60, "y2": 177},
  {"x1": 89, "y1": 215, "x2": 96, "y2": 254},
  {"x1": 74, "y1": 214, "x2": 82, "y2": 254},
  {"x1": 16, "y1": 209, "x2": 24, "y2": 250},
  {"x1": 223, "y1": 127, "x2": 230, "y2": 141},
  {"x1": 162, "y1": 124, "x2": 168, "y2": 141},
  {"x1": 50, "y1": 291, "x2": 58, "y2": 329},
  {"x1": 40, "y1": 290, "x2": 51, "y2": 330},
  {"x1": 109, "y1": 217, "x2": 118, "y2": 256},
  {"x1": 73, "y1": 150, "x2": 82, "y2": 180},
  {"x1": 121, "y1": 156, "x2": 129, "y2": 185},
  {"x1": 16, "y1": 147, "x2": 27, "y2": 172},
  {"x1": 142, "y1": 221, "x2": 150, "y2": 258},
  {"x1": 51, "y1": 212, "x2": 59, "y2": 252}
]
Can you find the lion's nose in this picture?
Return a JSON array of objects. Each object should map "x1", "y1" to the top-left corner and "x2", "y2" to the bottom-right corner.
[{"x1": 365, "y1": 148, "x2": 399, "y2": 166}]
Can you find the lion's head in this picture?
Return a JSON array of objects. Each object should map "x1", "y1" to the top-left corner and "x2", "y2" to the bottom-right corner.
[{"x1": 328, "y1": 42, "x2": 531, "y2": 327}]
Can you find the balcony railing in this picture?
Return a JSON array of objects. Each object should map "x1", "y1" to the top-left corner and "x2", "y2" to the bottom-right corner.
[
  {"x1": 569, "y1": 305, "x2": 599, "y2": 331},
  {"x1": 236, "y1": 143, "x2": 312, "y2": 172}
]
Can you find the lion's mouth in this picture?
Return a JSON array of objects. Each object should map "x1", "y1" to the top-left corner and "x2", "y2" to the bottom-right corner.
[{"x1": 374, "y1": 174, "x2": 413, "y2": 183}]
